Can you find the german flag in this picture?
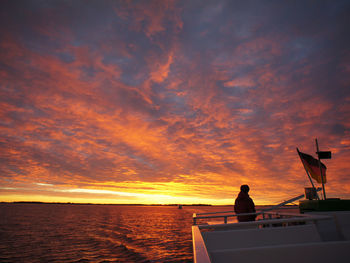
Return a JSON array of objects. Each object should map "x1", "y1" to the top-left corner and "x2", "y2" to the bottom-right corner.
[{"x1": 297, "y1": 149, "x2": 327, "y2": 184}]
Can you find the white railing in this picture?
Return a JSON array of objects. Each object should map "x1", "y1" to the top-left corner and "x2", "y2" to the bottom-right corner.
[
  {"x1": 193, "y1": 210, "x2": 272, "y2": 225},
  {"x1": 193, "y1": 210, "x2": 331, "y2": 226},
  {"x1": 192, "y1": 193, "x2": 309, "y2": 225}
]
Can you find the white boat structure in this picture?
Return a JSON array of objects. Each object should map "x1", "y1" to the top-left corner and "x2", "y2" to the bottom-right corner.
[
  {"x1": 192, "y1": 142, "x2": 350, "y2": 262},
  {"x1": 192, "y1": 195, "x2": 350, "y2": 263}
]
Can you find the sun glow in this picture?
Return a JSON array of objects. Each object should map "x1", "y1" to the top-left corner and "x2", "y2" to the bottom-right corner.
[
  {"x1": 0, "y1": 187, "x2": 227, "y2": 205},
  {"x1": 0, "y1": 181, "x2": 273, "y2": 205}
]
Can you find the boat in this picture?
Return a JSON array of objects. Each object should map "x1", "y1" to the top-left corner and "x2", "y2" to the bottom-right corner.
[
  {"x1": 192, "y1": 141, "x2": 350, "y2": 262},
  {"x1": 192, "y1": 192, "x2": 350, "y2": 263}
]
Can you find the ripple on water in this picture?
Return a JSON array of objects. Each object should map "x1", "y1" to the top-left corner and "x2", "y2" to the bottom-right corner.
[{"x1": 0, "y1": 204, "x2": 217, "y2": 262}]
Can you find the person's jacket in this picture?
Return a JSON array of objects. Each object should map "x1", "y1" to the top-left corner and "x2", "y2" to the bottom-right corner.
[{"x1": 234, "y1": 191, "x2": 256, "y2": 222}]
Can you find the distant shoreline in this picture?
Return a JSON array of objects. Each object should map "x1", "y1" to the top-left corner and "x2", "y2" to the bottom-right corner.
[
  {"x1": 0, "y1": 201, "x2": 213, "y2": 206},
  {"x1": 0, "y1": 201, "x2": 298, "y2": 207}
]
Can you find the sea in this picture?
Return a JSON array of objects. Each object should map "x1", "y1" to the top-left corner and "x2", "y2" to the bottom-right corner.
[
  {"x1": 0, "y1": 203, "x2": 299, "y2": 262},
  {"x1": 0, "y1": 203, "x2": 238, "y2": 263}
]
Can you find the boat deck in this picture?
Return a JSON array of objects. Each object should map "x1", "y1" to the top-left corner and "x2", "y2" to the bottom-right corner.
[{"x1": 192, "y1": 210, "x2": 350, "y2": 263}]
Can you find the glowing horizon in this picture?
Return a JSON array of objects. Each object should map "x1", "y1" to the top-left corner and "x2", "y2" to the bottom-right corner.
[{"x1": 1, "y1": 1, "x2": 350, "y2": 206}]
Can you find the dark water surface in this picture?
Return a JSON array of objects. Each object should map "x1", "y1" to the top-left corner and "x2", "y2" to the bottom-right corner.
[{"x1": 0, "y1": 204, "x2": 233, "y2": 263}]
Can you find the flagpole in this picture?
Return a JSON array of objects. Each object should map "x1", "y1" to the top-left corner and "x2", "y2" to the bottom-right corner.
[
  {"x1": 297, "y1": 148, "x2": 320, "y2": 200},
  {"x1": 315, "y1": 138, "x2": 326, "y2": 200},
  {"x1": 304, "y1": 169, "x2": 320, "y2": 200}
]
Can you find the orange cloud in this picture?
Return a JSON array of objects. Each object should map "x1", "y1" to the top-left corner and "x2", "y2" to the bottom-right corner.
[{"x1": 1, "y1": 1, "x2": 349, "y2": 205}]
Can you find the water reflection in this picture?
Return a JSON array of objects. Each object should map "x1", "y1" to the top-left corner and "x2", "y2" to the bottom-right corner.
[{"x1": 1, "y1": 204, "x2": 202, "y2": 262}]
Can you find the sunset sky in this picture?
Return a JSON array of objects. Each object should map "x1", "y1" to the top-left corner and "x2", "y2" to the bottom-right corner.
[{"x1": 1, "y1": 0, "x2": 350, "y2": 205}]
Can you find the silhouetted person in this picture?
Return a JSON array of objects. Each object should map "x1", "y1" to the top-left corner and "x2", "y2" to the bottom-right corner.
[{"x1": 234, "y1": 184, "x2": 256, "y2": 222}]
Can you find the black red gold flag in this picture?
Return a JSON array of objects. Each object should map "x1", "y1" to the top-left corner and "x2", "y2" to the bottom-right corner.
[{"x1": 297, "y1": 149, "x2": 327, "y2": 184}]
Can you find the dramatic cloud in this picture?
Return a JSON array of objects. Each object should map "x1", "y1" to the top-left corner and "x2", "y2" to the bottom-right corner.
[{"x1": 1, "y1": 0, "x2": 350, "y2": 204}]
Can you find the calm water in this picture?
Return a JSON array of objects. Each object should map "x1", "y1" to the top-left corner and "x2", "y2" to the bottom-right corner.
[{"x1": 0, "y1": 204, "x2": 234, "y2": 263}]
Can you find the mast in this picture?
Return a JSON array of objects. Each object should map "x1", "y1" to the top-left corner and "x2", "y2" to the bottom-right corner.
[{"x1": 315, "y1": 138, "x2": 326, "y2": 199}]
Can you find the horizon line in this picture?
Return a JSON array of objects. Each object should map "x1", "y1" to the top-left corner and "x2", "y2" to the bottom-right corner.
[{"x1": 0, "y1": 201, "x2": 298, "y2": 206}]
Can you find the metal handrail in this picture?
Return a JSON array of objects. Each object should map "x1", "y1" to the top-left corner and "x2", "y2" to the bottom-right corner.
[
  {"x1": 193, "y1": 211, "x2": 258, "y2": 225},
  {"x1": 193, "y1": 210, "x2": 328, "y2": 225},
  {"x1": 196, "y1": 213, "x2": 332, "y2": 229},
  {"x1": 195, "y1": 210, "x2": 236, "y2": 216},
  {"x1": 192, "y1": 193, "x2": 310, "y2": 225}
]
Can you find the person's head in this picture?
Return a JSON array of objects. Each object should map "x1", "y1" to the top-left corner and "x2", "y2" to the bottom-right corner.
[{"x1": 240, "y1": 184, "x2": 250, "y2": 193}]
